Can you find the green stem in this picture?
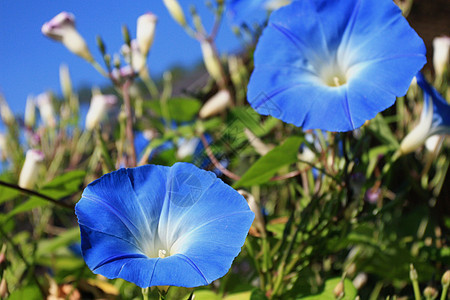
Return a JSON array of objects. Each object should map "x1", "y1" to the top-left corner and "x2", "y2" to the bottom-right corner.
[
  {"x1": 142, "y1": 287, "x2": 149, "y2": 300},
  {"x1": 90, "y1": 60, "x2": 109, "y2": 78},
  {"x1": 440, "y1": 284, "x2": 448, "y2": 300},
  {"x1": 0, "y1": 180, "x2": 74, "y2": 209}
]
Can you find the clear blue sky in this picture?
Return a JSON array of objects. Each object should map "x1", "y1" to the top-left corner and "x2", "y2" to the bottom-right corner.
[{"x1": 0, "y1": 0, "x2": 241, "y2": 115}]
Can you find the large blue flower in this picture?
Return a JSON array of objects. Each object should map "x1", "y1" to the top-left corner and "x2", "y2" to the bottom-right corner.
[
  {"x1": 247, "y1": 0, "x2": 426, "y2": 131},
  {"x1": 75, "y1": 163, "x2": 254, "y2": 288}
]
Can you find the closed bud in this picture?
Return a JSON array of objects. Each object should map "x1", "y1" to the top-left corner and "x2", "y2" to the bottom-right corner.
[
  {"x1": 85, "y1": 94, "x2": 118, "y2": 131},
  {"x1": 0, "y1": 278, "x2": 7, "y2": 298},
  {"x1": 163, "y1": 0, "x2": 187, "y2": 27},
  {"x1": 352, "y1": 273, "x2": 368, "y2": 290},
  {"x1": 333, "y1": 280, "x2": 344, "y2": 299},
  {"x1": 42, "y1": 12, "x2": 93, "y2": 62},
  {"x1": 442, "y1": 270, "x2": 450, "y2": 286},
  {"x1": 238, "y1": 190, "x2": 266, "y2": 237},
  {"x1": 122, "y1": 25, "x2": 131, "y2": 46},
  {"x1": 433, "y1": 36, "x2": 450, "y2": 78},
  {"x1": 423, "y1": 286, "x2": 438, "y2": 299},
  {"x1": 59, "y1": 64, "x2": 73, "y2": 100},
  {"x1": 177, "y1": 138, "x2": 200, "y2": 160},
  {"x1": 36, "y1": 93, "x2": 57, "y2": 128},
  {"x1": 24, "y1": 95, "x2": 36, "y2": 128},
  {"x1": 121, "y1": 41, "x2": 145, "y2": 74},
  {"x1": 18, "y1": 149, "x2": 45, "y2": 189},
  {"x1": 199, "y1": 90, "x2": 231, "y2": 118},
  {"x1": 0, "y1": 134, "x2": 6, "y2": 161},
  {"x1": 264, "y1": 0, "x2": 292, "y2": 11},
  {"x1": 200, "y1": 40, "x2": 223, "y2": 84},
  {"x1": 137, "y1": 13, "x2": 158, "y2": 57},
  {"x1": 96, "y1": 35, "x2": 106, "y2": 55},
  {"x1": 0, "y1": 96, "x2": 15, "y2": 126},
  {"x1": 410, "y1": 264, "x2": 418, "y2": 281}
]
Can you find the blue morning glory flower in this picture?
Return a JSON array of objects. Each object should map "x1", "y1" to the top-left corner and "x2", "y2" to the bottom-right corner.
[
  {"x1": 247, "y1": 0, "x2": 426, "y2": 131},
  {"x1": 399, "y1": 73, "x2": 450, "y2": 154},
  {"x1": 75, "y1": 163, "x2": 254, "y2": 288}
]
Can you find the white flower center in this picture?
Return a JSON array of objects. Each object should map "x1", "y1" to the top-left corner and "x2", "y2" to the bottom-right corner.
[{"x1": 158, "y1": 249, "x2": 167, "y2": 259}]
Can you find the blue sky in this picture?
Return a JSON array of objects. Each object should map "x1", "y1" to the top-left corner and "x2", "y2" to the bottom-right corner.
[{"x1": 0, "y1": 0, "x2": 241, "y2": 115}]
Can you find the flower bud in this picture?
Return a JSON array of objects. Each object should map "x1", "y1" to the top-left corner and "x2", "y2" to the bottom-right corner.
[
  {"x1": 42, "y1": 12, "x2": 93, "y2": 62},
  {"x1": 352, "y1": 273, "x2": 368, "y2": 290},
  {"x1": 410, "y1": 264, "x2": 418, "y2": 281},
  {"x1": 199, "y1": 90, "x2": 231, "y2": 119},
  {"x1": 333, "y1": 280, "x2": 344, "y2": 299},
  {"x1": 18, "y1": 149, "x2": 45, "y2": 189},
  {"x1": 238, "y1": 190, "x2": 266, "y2": 237},
  {"x1": 423, "y1": 286, "x2": 438, "y2": 299},
  {"x1": 200, "y1": 40, "x2": 223, "y2": 84},
  {"x1": 121, "y1": 40, "x2": 145, "y2": 74},
  {"x1": 36, "y1": 93, "x2": 57, "y2": 128},
  {"x1": 0, "y1": 95, "x2": 15, "y2": 126},
  {"x1": 137, "y1": 13, "x2": 158, "y2": 57},
  {"x1": 163, "y1": 0, "x2": 187, "y2": 27},
  {"x1": 433, "y1": 36, "x2": 450, "y2": 78},
  {"x1": 0, "y1": 134, "x2": 6, "y2": 161},
  {"x1": 442, "y1": 270, "x2": 450, "y2": 286},
  {"x1": 0, "y1": 278, "x2": 7, "y2": 298},
  {"x1": 59, "y1": 64, "x2": 73, "y2": 100},
  {"x1": 264, "y1": 0, "x2": 292, "y2": 11},
  {"x1": 177, "y1": 138, "x2": 200, "y2": 160},
  {"x1": 85, "y1": 94, "x2": 118, "y2": 131},
  {"x1": 425, "y1": 135, "x2": 442, "y2": 153},
  {"x1": 24, "y1": 95, "x2": 36, "y2": 128}
]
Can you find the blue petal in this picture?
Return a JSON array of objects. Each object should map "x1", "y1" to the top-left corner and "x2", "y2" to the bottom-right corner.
[
  {"x1": 416, "y1": 73, "x2": 450, "y2": 134},
  {"x1": 76, "y1": 163, "x2": 254, "y2": 288},
  {"x1": 248, "y1": 0, "x2": 426, "y2": 131}
]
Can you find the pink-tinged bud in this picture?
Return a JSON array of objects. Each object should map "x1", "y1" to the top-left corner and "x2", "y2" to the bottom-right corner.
[
  {"x1": 162, "y1": 0, "x2": 187, "y2": 27},
  {"x1": 137, "y1": 13, "x2": 157, "y2": 57},
  {"x1": 0, "y1": 278, "x2": 7, "y2": 298},
  {"x1": 333, "y1": 280, "x2": 345, "y2": 299},
  {"x1": 0, "y1": 95, "x2": 15, "y2": 126},
  {"x1": 42, "y1": 12, "x2": 93, "y2": 62},
  {"x1": 433, "y1": 36, "x2": 450, "y2": 78},
  {"x1": 24, "y1": 95, "x2": 36, "y2": 128},
  {"x1": 36, "y1": 93, "x2": 57, "y2": 128},
  {"x1": 352, "y1": 273, "x2": 368, "y2": 290},
  {"x1": 85, "y1": 94, "x2": 118, "y2": 131},
  {"x1": 442, "y1": 270, "x2": 450, "y2": 286},
  {"x1": 18, "y1": 149, "x2": 45, "y2": 189},
  {"x1": 199, "y1": 90, "x2": 231, "y2": 119}
]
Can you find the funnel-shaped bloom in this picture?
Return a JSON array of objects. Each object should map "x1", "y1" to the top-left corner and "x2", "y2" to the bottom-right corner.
[
  {"x1": 75, "y1": 163, "x2": 254, "y2": 288},
  {"x1": 247, "y1": 0, "x2": 426, "y2": 131},
  {"x1": 399, "y1": 73, "x2": 450, "y2": 154},
  {"x1": 85, "y1": 94, "x2": 117, "y2": 131}
]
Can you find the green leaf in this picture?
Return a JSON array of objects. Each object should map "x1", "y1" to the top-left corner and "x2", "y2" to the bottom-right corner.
[
  {"x1": 8, "y1": 284, "x2": 43, "y2": 300},
  {"x1": 297, "y1": 278, "x2": 357, "y2": 300},
  {"x1": 36, "y1": 227, "x2": 81, "y2": 257},
  {"x1": 0, "y1": 174, "x2": 20, "y2": 205},
  {"x1": 39, "y1": 170, "x2": 86, "y2": 199},
  {"x1": 145, "y1": 98, "x2": 201, "y2": 122},
  {"x1": 367, "y1": 114, "x2": 399, "y2": 147},
  {"x1": 193, "y1": 290, "x2": 222, "y2": 300},
  {"x1": 234, "y1": 136, "x2": 303, "y2": 188}
]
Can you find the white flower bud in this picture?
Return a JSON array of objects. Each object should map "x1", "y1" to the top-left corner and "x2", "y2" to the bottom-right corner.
[
  {"x1": 177, "y1": 138, "x2": 200, "y2": 159},
  {"x1": 425, "y1": 135, "x2": 443, "y2": 152},
  {"x1": 162, "y1": 0, "x2": 187, "y2": 27},
  {"x1": 121, "y1": 41, "x2": 146, "y2": 74},
  {"x1": 199, "y1": 90, "x2": 232, "y2": 119},
  {"x1": 352, "y1": 273, "x2": 368, "y2": 290},
  {"x1": 42, "y1": 12, "x2": 93, "y2": 62},
  {"x1": 264, "y1": 0, "x2": 292, "y2": 11},
  {"x1": 0, "y1": 96, "x2": 15, "y2": 126},
  {"x1": 433, "y1": 36, "x2": 450, "y2": 78},
  {"x1": 18, "y1": 149, "x2": 45, "y2": 189},
  {"x1": 59, "y1": 64, "x2": 72, "y2": 100},
  {"x1": 0, "y1": 133, "x2": 7, "y2": 161},
  {"x1": 137, "y1": 13, "x2": 157, "y2": 57},
  {"x1": 400, "y1": 95, "x2": 433, "y2": 155},
  {"x1": 85, "y1": 94, "x2": 118, "y2": 131},
  {"x1": 24, "y1": 95, "x2": 36, "y2": 128},
  {"x1": 36, "y1": 93, "x2": 57, "y2": 128},
  {"x1": 200, "y1": 40, "x2": 223, "y2": 84}
]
